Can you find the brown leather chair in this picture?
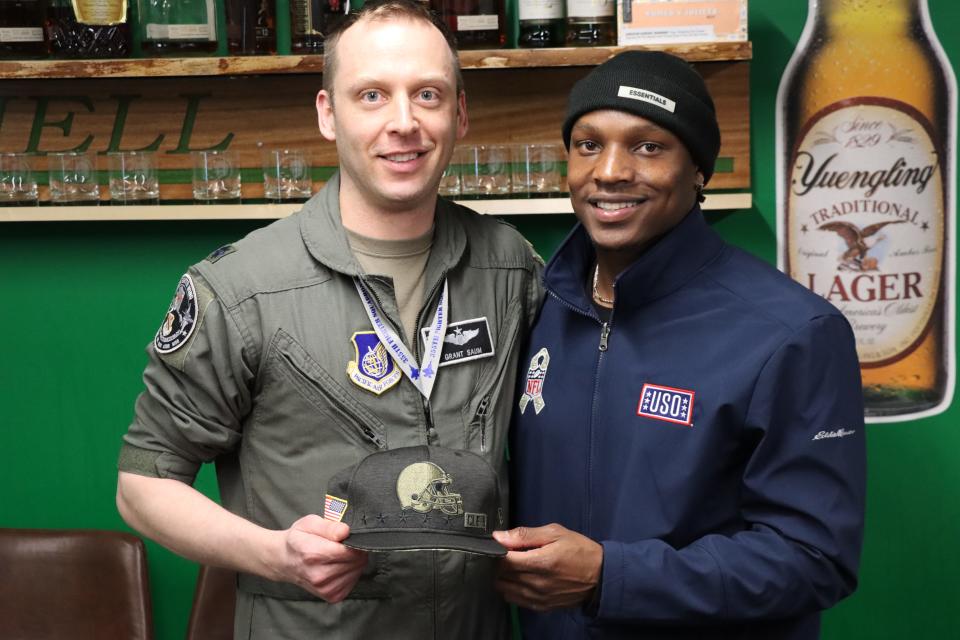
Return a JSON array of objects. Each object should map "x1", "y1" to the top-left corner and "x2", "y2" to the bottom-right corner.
[
  {"x1": 184, "y1": 565, "x2": 236, "y2": 640},
  {"x1": 0, "y1": 528, "x2": 153, "y2": 640}
]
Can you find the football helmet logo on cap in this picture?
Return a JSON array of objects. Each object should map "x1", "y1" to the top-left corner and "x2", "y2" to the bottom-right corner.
[{"x1": 396, "y1": 462, "x2": 464, "y2": 515}]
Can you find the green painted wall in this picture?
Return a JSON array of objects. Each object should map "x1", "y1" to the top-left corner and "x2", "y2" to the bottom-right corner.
[{"x1": 2, "y1": 1, "x2": 958, "y2": 637}]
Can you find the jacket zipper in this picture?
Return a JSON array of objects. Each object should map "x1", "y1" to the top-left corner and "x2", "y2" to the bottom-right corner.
[
  {"x1": 546, "y1": 289, "x2": 612, "y2": 539},
  {"x1": 599, "y1": 322, "x2": 611, "y2": 351},
  {"x1": 277, "y1": 350, "x2": 387, "y2": 450}
]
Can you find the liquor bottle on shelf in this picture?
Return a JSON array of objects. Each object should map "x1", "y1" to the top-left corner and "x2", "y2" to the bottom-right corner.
[
  {"x1": 518, "y1": 0, "x2": 564, "y2": 48},
  {"x1": 289, "y1": 0, "x2": 349, "y2": 54},
  {"x1": 565, "y1": 0, "x2": 614, "y2": 47},
  {"x1": 226, "y1": 0, "x2": 276, "y2": 55},
  {"x1": 432, "y1": 0, "x2": 505, "y2": 50},
  {"x1": 137, "y1": 0, "x2": 218, "y2": 56},
  {"x1": 777, "y1": 0, "x2": 956, "y2": 421},
  {"x1": 46, "y1": 0, "x2": 131, "y2": 58},
  {"x1": 0, "y1": 0, "x2": 47, "y2": 59}
]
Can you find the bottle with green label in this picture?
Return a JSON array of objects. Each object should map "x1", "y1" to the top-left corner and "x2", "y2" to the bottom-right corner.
[{"x1": 138, "y1": 0, "x2": 218, "y2": 56}]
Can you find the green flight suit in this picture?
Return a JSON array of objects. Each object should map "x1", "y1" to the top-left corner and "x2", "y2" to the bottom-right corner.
[{"x1": 119, "y1": 174, "x2": 544, "y2": 639}]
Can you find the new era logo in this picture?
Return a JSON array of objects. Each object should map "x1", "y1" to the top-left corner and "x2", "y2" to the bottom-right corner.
[
  {"x1": 637, "y1": 383, "x2": 695, "y2": 426},
  {"x1": 465, "y1": 512, "x2": 488, "y2": 531}
]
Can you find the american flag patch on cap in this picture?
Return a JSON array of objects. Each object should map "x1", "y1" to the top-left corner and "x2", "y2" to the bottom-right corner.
[
  {"x1": 637, "y1": 383, "x2": 695, "y2": 426},
  {"x1": 324, "y1": 494, "x2": 349, "y2": 522}
]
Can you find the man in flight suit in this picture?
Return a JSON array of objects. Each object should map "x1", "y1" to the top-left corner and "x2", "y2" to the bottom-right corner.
[{"x1": 116, "y1": 2, "x2": 542, "y2": 637}]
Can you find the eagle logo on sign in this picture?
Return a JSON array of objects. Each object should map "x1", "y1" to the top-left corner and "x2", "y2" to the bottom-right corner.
[{"x1": 819, "y1": 219, "x2": 905, "y2": 271}]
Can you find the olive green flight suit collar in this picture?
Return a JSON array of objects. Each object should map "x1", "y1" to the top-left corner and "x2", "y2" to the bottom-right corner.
[{"x1": 299, "y1": 172, "x2": 468, "y2": 288}]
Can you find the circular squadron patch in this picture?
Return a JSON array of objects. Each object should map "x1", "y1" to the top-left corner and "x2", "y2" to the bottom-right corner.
[{"x1": 155, "y1": 274, "x2": 199, "y2": 354}]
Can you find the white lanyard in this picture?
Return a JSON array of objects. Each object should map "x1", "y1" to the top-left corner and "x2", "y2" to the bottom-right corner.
[{"x1": 354, "y1": 277, "x2": 448, "y2": 401}]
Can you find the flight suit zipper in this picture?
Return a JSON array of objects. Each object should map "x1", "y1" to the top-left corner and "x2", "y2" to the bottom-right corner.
[
  {"x1": 469, "y1": 396, "x2": 490, "y2": 452},
  {"x1": 276, "y1": 349, "x2": 387, "y2": 450},
  {"x1": 413, "y1": 272, "x2": 448, "y2": 443}
]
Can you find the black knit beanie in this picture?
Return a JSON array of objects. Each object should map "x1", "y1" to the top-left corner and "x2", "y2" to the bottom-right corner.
[{"x1": 562, "y1": 50, "x2": 721, "y2": 183}]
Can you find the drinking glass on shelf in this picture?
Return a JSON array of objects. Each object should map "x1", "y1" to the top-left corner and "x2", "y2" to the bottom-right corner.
[
  {"x1": 108, "y1": 151, "x2": 160, "y2": 203},
  {"x1": 511, "y1": 143, "x2": 565, "y2": 195},
  {"x1": 439, "y1": 147, "x2": 467, "y2": 197},
  {"x1": 48, "y1": 151, "x2": 101, "y2": 204},
  {"x1": 192, "y1": 149, "x2": 242, "y2": 201},
  {"x1": 460, "y1": 144, "x2": 512, "y2": 196},
  {"x1": 261, "y1": 147, "x2": 313, "y2": 201},
  {"x1": 0, "y1": 153, "x2": 39, "y2": 205}
]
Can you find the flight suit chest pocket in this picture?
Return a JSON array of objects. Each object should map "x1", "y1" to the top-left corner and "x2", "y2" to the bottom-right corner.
[{"x1": 258, "y1": 329, "x2": 387, "y2": 453}]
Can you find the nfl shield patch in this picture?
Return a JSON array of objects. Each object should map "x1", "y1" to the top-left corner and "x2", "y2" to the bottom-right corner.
[
  {"x1": 637, "y1": 383, "x2": 695, "y2": 426},
  {"x1": 346, "y1": 331, "x2": 402, "y2": 395}
]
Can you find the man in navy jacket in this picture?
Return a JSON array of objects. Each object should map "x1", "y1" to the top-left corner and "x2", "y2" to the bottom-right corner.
[{"x1": 495, "y1": 51, "x2": 866, "y2": 639}]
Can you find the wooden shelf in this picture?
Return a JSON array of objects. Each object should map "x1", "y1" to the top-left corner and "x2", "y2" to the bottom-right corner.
[
  {"x1": 0, "y1": 42, "x2": 751, "y2": 79},
  {"x1": 0, "y1": 193, "x2": 751, "y2": 222}
]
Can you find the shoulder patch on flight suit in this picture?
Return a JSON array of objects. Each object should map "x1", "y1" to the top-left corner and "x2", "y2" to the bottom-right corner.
[
  {"x1": 155, "y1": 274, "x2": 199, "y2": 354},
  {"x1": 153, "y1": 274, "x2": 214, "y2": 369},
  {"x1": 205, "y1": 244, "x2": 236, "y2": 263}
]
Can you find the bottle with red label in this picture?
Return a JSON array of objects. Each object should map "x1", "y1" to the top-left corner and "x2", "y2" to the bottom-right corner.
[{"x1": 432, "y1": 0, "x2": 505, "y2": 49}]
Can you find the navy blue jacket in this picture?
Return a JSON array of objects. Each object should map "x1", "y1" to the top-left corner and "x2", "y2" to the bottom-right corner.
[{"x1": 511, "y1": 209, "x2": 866, "y2": 640}]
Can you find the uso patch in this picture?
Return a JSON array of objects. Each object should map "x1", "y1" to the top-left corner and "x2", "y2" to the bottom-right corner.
[
  {"x1": 637, "y1": 383, "x2": 695, "y2": 426},
  {"x1": 155, "y1": 274, "x2": 199, "y2": 354}
]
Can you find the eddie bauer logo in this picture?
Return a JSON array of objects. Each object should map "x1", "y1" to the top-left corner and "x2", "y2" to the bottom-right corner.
[{"x1": 812, "y1": 428, "x2": 857, "y2": 441}]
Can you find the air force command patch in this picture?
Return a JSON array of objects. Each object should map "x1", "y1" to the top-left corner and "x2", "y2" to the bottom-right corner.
[
  {"x1": 155, "y1": 274, "x2": 199, "y2": 354},
  {"x1": 347, "y1": 331, "x2": 402, "y2": 395},
  {"x1": 637, "y1": 383, "x2": 695, "y2": 426},
  {"x1": 519, "y1": 348, "x2": 550, "y2": 415}
]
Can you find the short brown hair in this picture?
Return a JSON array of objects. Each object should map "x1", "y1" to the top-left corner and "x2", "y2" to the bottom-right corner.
[{"x1": 322, "y1": 0, "x2": 463, "y2": 102}]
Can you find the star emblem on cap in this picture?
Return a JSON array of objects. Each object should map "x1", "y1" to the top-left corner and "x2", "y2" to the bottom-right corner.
[{"x1": 376, "y1": 513, "x2": 388, "y2": 525}]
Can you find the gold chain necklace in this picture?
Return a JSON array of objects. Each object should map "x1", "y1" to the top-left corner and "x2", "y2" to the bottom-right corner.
[{"x1": 592, "y1": 264, "x2": 614, "y2": 306}]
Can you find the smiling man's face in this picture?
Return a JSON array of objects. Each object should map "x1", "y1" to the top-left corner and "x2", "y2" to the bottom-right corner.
[
  {"x1": 567, "y1": 109, "x2": 701, "y2": 260},
  {"x1": 316, "y1": 16, "x2": 467, "y2": 217}
]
